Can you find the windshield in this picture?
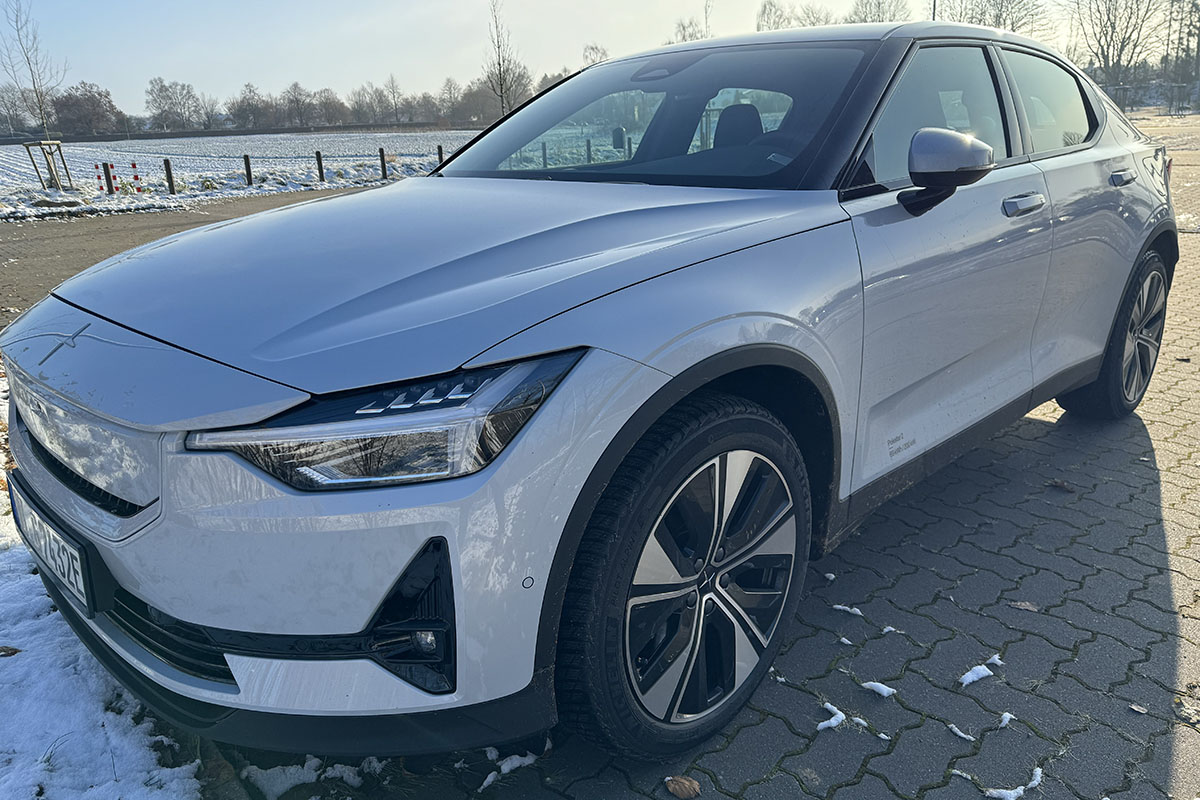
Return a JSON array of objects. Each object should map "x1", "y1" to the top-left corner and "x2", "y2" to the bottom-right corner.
[{"x1": 439, "y1": 41, "x2": 876, "y2": 190}]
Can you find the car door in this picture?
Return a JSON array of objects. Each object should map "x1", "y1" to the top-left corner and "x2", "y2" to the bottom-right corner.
[
  {"x1": 839, "y1": 42, "x2": 1054, "y2": 495},
  {"x1": 998, "y1": 48, "x2": 1152, "y2": 389}
]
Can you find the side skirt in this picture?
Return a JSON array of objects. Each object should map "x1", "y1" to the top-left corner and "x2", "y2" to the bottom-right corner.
[{"x1": 816, "y1": 355, "x2": 1102, "y2": 555}]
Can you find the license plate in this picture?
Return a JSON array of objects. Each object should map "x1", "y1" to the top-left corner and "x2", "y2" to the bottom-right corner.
[{"x1": 12, "y1": 487, "x2": 89, "y2": 607}]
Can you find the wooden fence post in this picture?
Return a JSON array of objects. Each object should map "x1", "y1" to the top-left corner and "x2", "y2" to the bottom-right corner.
[
  {"x1": 163, "y1": 158, "x2": 175, "y2": 194},
  {"x1": 243, "y1": 154, "x2": 253, "y2": 185},
  {"x1": 316, "y1": 151, "x2": 325, "y2": 182},
  {"x1": 102, "y1": 162, "x2": 115, "y2": 194},
  {"x1": 542, "y1": 141, "x2": 548, "y2": 168},
  {"x1": 379, "y1": 147, "x2": 387, "y2": 179},
  {"x1": 586, "y1": 139, "x2": 592, "y2": 164},
  {"x1": 437, "y1": 144, "x2": 444, "y2": 163}
]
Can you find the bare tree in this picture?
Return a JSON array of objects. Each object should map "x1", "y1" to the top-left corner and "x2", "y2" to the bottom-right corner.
[
  {"x1": 667, "y1": 17, "x2": 707, "y2": 42},
  {"x1": 145, "y1": 77, "x2": 199, "y2": 130},
  {"x1": 1067, "y1": 0, "x2": 1162, "y2": 84},
  {"x1": 0, "y1": 80, "x2": 28, "y2": 133},
  {"x1": 196, "y1": 92, "x2": 222, "y2": 130},
  {"x1": 934, "y1": 0, "x2": 1052, "y2": 35},
  {"x1": 282, "y1": 81, "x2": 313, "y2": 126},
  {"x1": 843, "y1": 0, "x2": 910, "y2": 22},
  {"x1": 797, "y1": 2, "x2": 837, "y2": 24},
  {"x1": 483, "y1": 0, "x2": 530, "y2": 115},
  {"x1": 0, "y1": 0, "x2": 66, "y2": 138},
  {"x1": 439, "y1": 77, "x2": 462, "y2": 118},
  {"x1": 758, "y1": 0, "x2": 797, "y2": 29},
  {"x1": 582, "y1": 42, "x2": 609, "y2": 65},
  {"x1": 384, "y1": 73, "x2": 403, "y2": 123}
]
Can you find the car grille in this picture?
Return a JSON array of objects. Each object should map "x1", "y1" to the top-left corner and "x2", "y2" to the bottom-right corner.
[
  {"x1": 106, "y1": 589, "x2": 237, "y2": 684},
  {"x1": 21, "y1": 414, "x2": 149, "y2": 519}
]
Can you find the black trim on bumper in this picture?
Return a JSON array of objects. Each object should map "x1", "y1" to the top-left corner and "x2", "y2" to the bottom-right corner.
[{"x1": 42, "y1": 572, "x2": 557, "y2": 756}]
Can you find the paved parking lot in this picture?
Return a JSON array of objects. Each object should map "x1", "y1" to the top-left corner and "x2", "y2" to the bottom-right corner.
[{"x1": 3, "y1": 147, "x2": 1198, "y2": 800}]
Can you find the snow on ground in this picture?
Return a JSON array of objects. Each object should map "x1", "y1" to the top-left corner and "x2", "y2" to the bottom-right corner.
[
  {"x1": 816, "y1": 702, "x2": 845, "y2": 731},
  {"x1": 0, "y1": 130, "x2": 478, "y2": 219},
  {"x1": 0, "y1": 374, "x2": 202, "y2": 800},
  {"x1": 959, "y1": 663, "x2": 995, "y2": 687},
  {"x1": 860, "y1": 681, "x2": 896, "y2": 698}
]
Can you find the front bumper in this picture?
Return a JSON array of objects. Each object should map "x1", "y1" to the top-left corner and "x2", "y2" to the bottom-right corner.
[{"x1": 40, "y1": 566, "x2": 555, "y2": 756}]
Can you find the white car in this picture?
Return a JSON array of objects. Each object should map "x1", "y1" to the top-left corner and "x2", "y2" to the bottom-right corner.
[{"x1": 1, "y1": 22, "x2": 1174, "y2": 758}]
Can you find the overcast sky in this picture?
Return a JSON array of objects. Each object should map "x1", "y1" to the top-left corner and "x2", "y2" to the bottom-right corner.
[{"x1": 34, "y1": 0, "x2": 877, "y2": 114}]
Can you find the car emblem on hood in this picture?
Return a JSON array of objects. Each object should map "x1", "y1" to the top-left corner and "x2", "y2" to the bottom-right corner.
[{"x1": 38, "y1": 323, "x2": 91, "y2": 366}]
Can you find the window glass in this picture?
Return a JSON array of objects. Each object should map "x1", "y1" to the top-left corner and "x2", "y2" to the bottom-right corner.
[
  {"x1": 441, "y1": 43, "x2": 872, "y2": 189},
  {"x1": 687, "y1": 88, "x2": 794, "y2": 153},
  {"x1": 505, "y1": 91, "x2": 665, "y2": 170},
  {"x1": 1005, "y1": 51, "x2": 1092, "y2": 152},
  {"x1": 853, "y1": 46, "x2": 1008, "y2": 187}
]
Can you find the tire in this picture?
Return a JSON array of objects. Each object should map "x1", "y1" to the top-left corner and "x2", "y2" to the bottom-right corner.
[
  {"x1": 556, "y1": 392, "x2": 812, "y2": 759},
  {"x1": 1057, "y1": 250, "x2": 1169, "y2": 420}
]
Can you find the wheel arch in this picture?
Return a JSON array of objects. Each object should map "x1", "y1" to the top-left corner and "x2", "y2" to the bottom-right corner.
[{"x1": 534, "y1": 344, "x2": 842, "y2": 675}]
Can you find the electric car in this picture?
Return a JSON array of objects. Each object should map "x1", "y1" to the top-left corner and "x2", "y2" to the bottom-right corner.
[{"x1": 0, "y1": 22, "x2": 1174, "y2": 758}]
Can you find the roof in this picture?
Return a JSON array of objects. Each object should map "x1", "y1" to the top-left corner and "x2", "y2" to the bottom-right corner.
[{"x1": 608, "y1": 21, "x2": 1056, "y2": 65}]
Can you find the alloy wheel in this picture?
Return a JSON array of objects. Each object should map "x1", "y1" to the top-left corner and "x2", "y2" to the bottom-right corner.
[
  {"x1": 1122, "y1": 269, "x2": 1167, "y2": 404},
  {"x1": 624, "y1": 450, "x2": 796, "y2": 724}
]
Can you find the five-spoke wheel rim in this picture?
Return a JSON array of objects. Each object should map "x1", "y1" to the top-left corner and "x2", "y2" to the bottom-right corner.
[
  {"x1": 1123, "y1": 269, "x2": 1167, "y2": 404},
  {"x1": 625, "y1": 450, "x2": 796, "y2": 724}
]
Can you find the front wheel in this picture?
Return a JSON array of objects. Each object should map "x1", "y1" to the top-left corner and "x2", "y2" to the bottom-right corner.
[
  {"x1": 1057, "y1": 250, "x2": 1169, "y2": 419},
  {"x1": 556, "y1": 393, "x2": 811, "y2": 758}
]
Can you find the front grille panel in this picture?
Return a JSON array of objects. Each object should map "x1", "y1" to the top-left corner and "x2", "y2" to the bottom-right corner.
[
  {"x1": 21, "y1": 415, "x2": 149, "y2": 518},
  {"x1": 107, "y1": 589, "x2": 236, "y2": 684}
]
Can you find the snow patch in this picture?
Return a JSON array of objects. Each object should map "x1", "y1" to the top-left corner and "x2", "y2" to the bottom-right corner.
[
  {"x1": 959, "y1": 664, "x2": 995, "y2": 687},
  {"x1": 986, "y1": 653, "x2": 1004, "y2": 666},
  {"x1": 947, "y1": 723, "x2": 976, "y2": 742},
  {"x1": 241, "y1": 757, "x2": 323, "y2": 800},
  {"x1": 881, "y1": 626, "x2": 897, "y2": 634},
  {"x1": 851, "y1": 716, "x2": 869, "y2": 728},
  {"x1": 861, "y1": 681, "x2": 896, "y2": 697},
  {"x1": 832, "y1": 604, "x2": 863, "y2": 616},
  {"x1": 983, "y1": 766, "x2": 1043, "y2": 799},
  {"x1": 817, "y1": 703, "x2": 846, "y2": 731},
  {"x1": 999, "y1": 712, "x2": 1015, "y2": 728},
  {"x1": 839, "y1": 636, "x2": 853, "y2": 645},
  {"x1": 484, "y1": 746, "x2": 500, "y2": 762},
  {"x1": 824, "y1": 573, "x2": 836, "y2": 581},
  {"x1": 477, "y1": 771, "x2": 499, "y2": 792},
  {"x1": 496, "y1": 752, "x2": 538, "y2": 775}
]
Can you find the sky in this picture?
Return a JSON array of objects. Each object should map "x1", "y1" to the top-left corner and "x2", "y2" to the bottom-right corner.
[{"x1": 31, "y1": 0, "x2": 872, "y2": 114}]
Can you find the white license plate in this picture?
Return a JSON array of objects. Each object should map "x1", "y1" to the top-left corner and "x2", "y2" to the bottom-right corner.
[{"x1": 12, "y1": 488, "x2": 89, "y2": 607}]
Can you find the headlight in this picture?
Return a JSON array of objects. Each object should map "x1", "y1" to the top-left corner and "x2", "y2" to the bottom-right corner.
[{"x1": 186, "y1": 350, "x2": 583, "y2": 490}]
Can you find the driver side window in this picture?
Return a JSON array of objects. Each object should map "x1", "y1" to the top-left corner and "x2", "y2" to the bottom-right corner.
[{"x1": 853, "y1": 46, "x2": 1009, "y2": 187}]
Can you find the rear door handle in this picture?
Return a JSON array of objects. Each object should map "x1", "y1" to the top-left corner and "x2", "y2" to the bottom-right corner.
[
  {"x1": 1002, "y1": 192, "x2": 1046, "y2": 217},
  {"x1": 1110, "y1": 169, "x2": 1137, "y2": 186}
]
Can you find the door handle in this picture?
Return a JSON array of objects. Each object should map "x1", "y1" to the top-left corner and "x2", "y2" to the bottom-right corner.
[
  {"x1": 1002, "y1": 192, "x2": 1046, "y2": 217},
  {"x1": 1110, "y1": 169, "x2": 1137, "y2": 186}
]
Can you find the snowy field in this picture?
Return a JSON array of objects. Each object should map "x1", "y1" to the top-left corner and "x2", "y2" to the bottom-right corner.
[{"x1": 0, "y1": 130, "x2": 478, "y2": 219}]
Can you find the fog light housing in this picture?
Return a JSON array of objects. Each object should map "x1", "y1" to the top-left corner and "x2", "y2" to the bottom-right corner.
[
  {"x1": 413, "y1": 630, "x2": 438, "y2": 655},
  {"x1": 365, "y1": 537, "x2": 456, "y2": 693}
]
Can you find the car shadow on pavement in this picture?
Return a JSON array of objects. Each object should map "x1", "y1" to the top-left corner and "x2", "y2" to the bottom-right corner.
[{"x1": 178, "y1": 404, "x2": 1195, "y2": 800}]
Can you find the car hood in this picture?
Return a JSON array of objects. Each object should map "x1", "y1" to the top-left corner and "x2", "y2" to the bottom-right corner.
[{"x1": 56, "y1": 177, "x2": 844, "y2": 394}]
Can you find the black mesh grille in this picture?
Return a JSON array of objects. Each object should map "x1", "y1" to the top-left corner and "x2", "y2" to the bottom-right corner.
[{"x1": 20, "y1": 414, "x2": 149, "y2": 519}]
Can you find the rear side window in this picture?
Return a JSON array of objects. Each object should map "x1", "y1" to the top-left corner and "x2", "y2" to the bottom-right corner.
[
  {"x1": 1004, "y1": 51, "x2": 1094, "y2": 152},
  {"x1": 853, "y1": 46, "x2": 1008, "y2": 187}
]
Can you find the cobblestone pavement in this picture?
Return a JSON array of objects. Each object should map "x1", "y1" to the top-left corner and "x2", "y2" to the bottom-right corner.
[{"x1": 208, "y1": 221, "x2": 1200, "y2": 799}]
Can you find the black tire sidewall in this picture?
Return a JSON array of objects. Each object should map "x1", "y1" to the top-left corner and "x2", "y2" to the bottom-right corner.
[
  {"x1": 583, "y1": 404, "x2": 811, "y2": 755},
  {"x1": 1105, "y1": 251, "x2": 1168, "y2": 414}
]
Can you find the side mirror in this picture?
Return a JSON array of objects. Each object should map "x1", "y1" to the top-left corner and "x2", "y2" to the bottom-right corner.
[
  {"x1": 908, "y1": 127, "x2": 994, "y2": 188},
  {"x1": 612, "y1": 126, "x2": 626, "y2": 151},
  {"x1": 900, "y1": 127, "x2": 994, "y2": 215}
]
